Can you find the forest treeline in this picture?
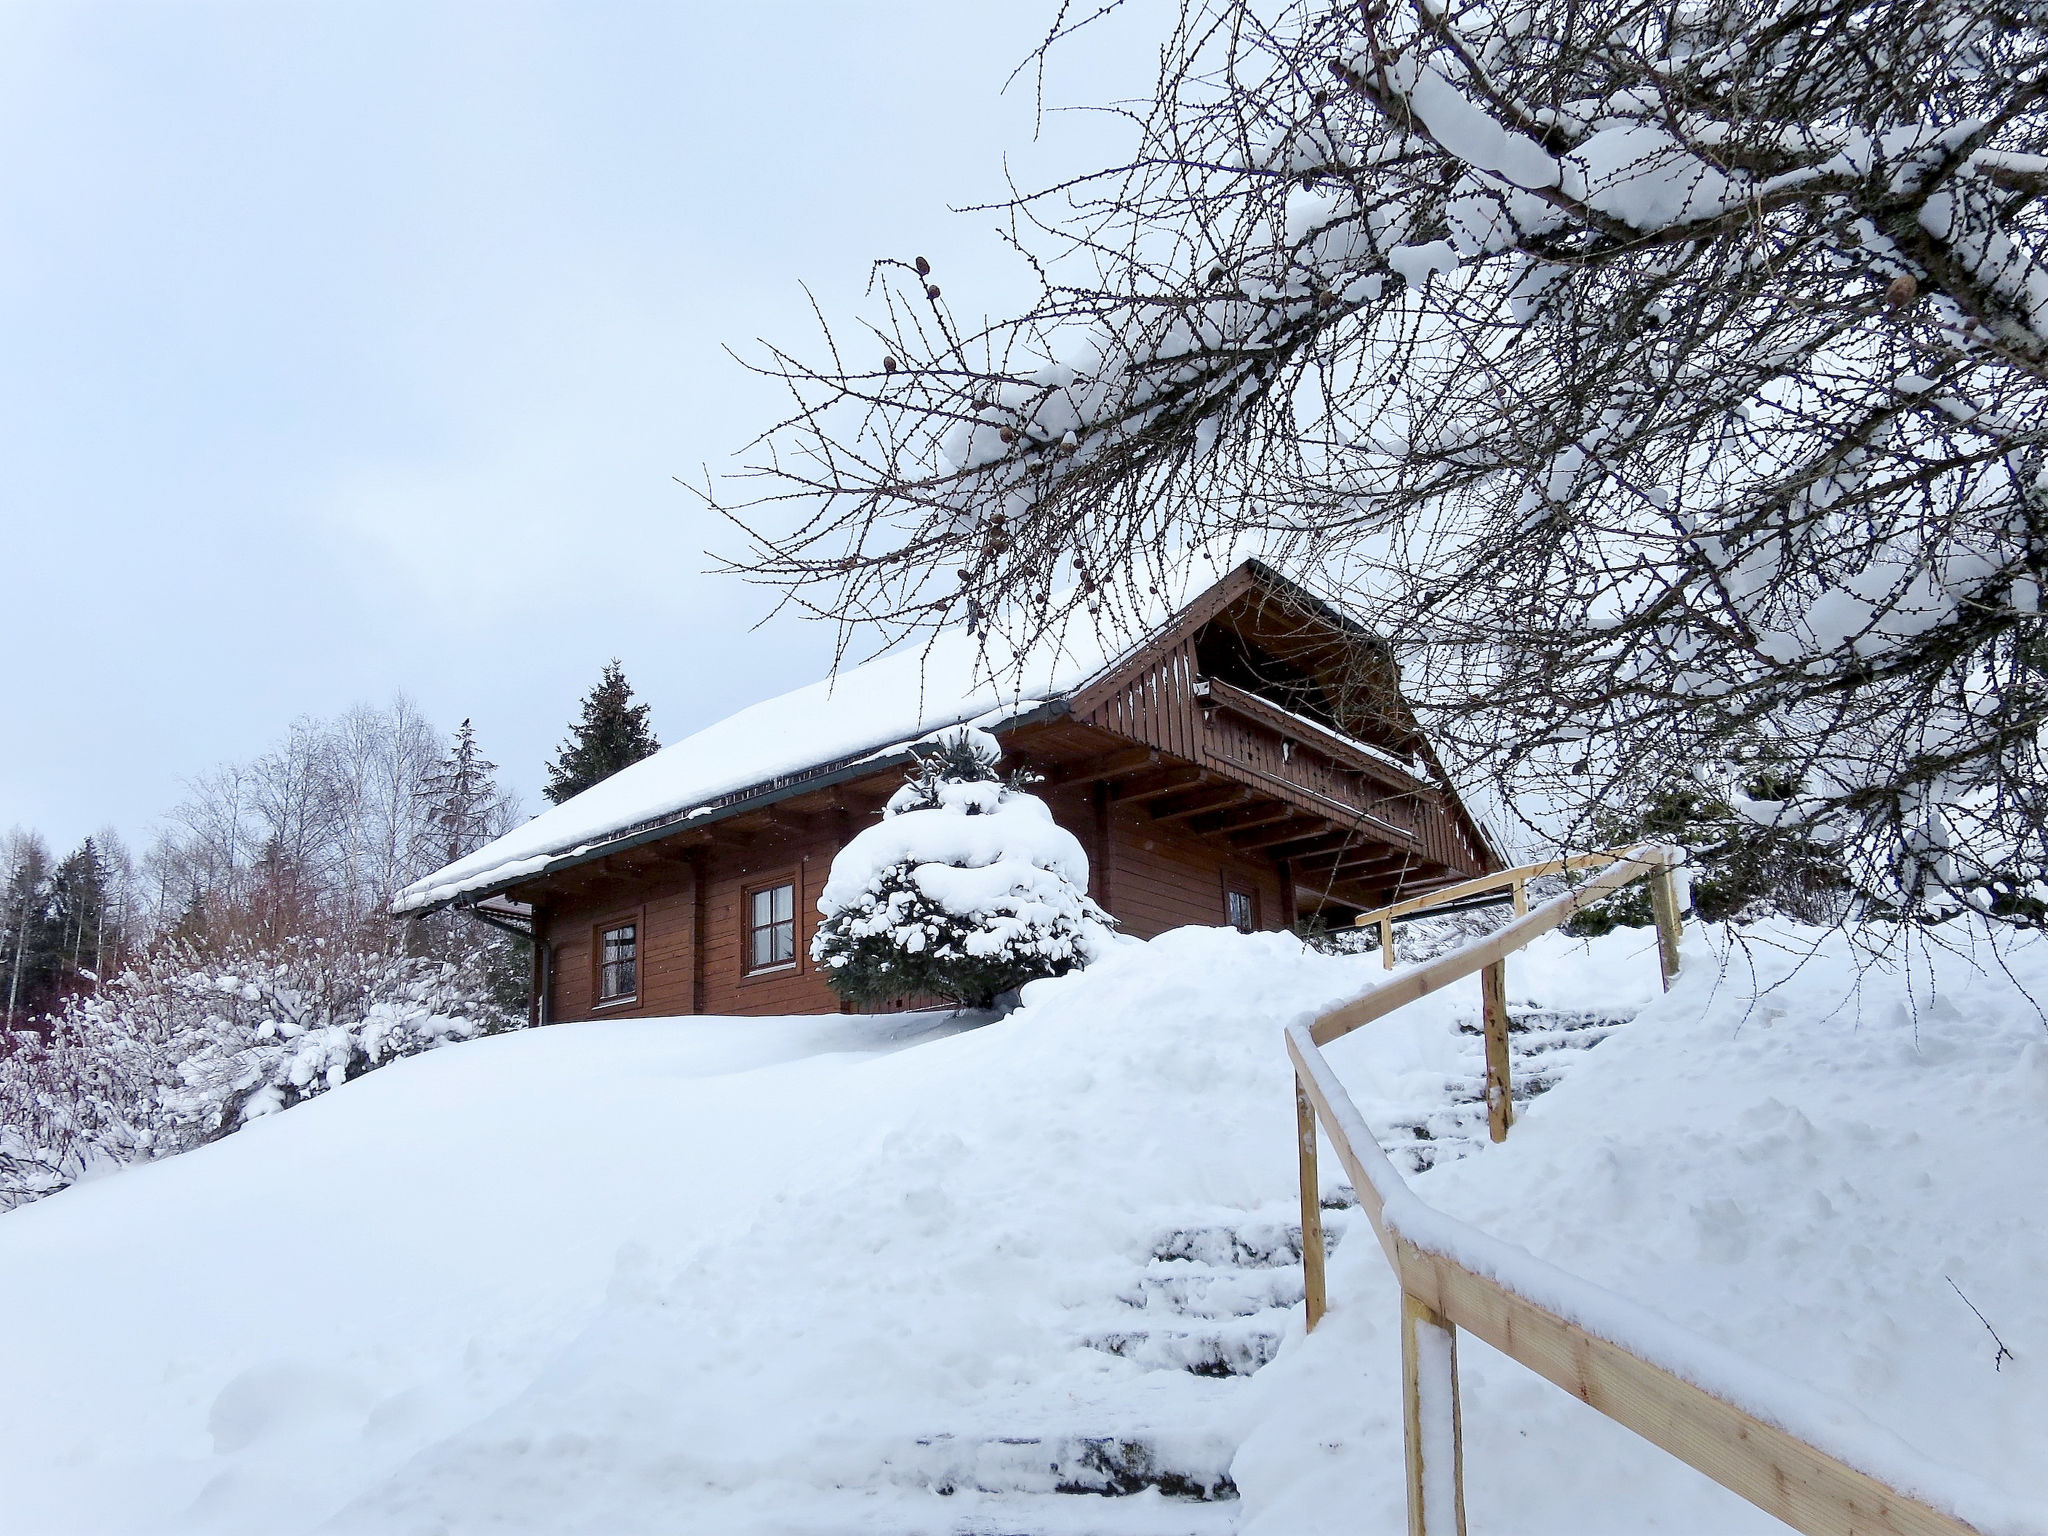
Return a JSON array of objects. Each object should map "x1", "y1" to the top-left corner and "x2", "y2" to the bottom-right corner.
[
  {"x1": 2, "y1": 667, "x2": 665, "y2": 1212},
  {"x1": 2, "y1": 697, "x2": 519, "y2": 1027}
]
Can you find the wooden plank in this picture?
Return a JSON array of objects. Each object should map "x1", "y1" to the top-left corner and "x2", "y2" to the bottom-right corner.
[
  {"x1": 1149, "y1": 784, "x2": 1252, "y2": 822},
  {"x1": 1115, "y1": 765, "x2": 1208, "y2": 802},
  {"x1": 1200, "y1": 673, "x2": 1430, "y2": 792},
  {"x1": 1268, "y1": 832, "x2": 1358, "y2": 861},
  {"x1": 1286, "y1": 1038, "x2": 1400, "y2": 1271},
  {"x1": 1297, "y1": 1082, "x2": 1327, "y2": 1332},
  {"x1": 1230, "y1": 816, "x2": 1330, "y2": 851},
  {"x1": 1312, "y1": 850, "x2": 1670, "y2": 1046},
  {"x1": 1650, "y1": 862, "x2": 1683, "y2": 991},
  {"x1": 1352, "y1": 849, "x2": 1636, "y2": 929},
  {"x1": 1402, "y1": 1291, "x2": 1468, "y2": 1536},
  {"x1": 1186, "y1": 798, "x2": 1299, "y2": 836},
  {"x1": 1394, "y1": 1240, "x2": 1985, "y2": 1536},
  {"x1": 1481, "y1": 959, "x2": 1512, "y2": 1143}
]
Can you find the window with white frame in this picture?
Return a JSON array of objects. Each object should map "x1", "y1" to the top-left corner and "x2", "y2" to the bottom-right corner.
[{"x1": 748, "y1": 882, "x2": 796, "y2": 971}]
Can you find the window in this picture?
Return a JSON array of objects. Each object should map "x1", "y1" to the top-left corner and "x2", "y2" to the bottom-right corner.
[
  {"x1": 598, "y1": 922, "x2": 637, "y2": 1002},
  {"x1": 749, "y1": 882, "x2": 796, "y2": 971},
  {"x1": 1226, "y1": 887, "x2": 1258, "y2": 934}
]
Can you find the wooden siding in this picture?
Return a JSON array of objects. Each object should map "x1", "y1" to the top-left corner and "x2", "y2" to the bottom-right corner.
[
  {"x1": 1073, "y1": 632, "x2": 1489, "y2": 881},
  {"x1": 1036, "y1": 778, "x2": 1286, "y2": 939},
  {"x1": 699, "y1": 836, "x2": 839, "y2": 1016},
  {"x1": 1106, "y1": 799, "x2": 1286, "y2": 940},
  {"x1": 535, "y1": 772, "x2": 1300, "y2": 1019},
  {"x1": 539, "y1": 825, "x2": 848, "y2": 1023}
]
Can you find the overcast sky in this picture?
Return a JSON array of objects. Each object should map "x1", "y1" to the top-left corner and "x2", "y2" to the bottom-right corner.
[{"x1": 0, "y1": 0, "x2": 1154, "y2": 855}]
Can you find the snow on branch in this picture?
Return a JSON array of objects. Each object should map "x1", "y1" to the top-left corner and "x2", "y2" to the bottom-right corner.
[{"x1": 713, "y1": 0, "x2": 2048, "y2": 920}]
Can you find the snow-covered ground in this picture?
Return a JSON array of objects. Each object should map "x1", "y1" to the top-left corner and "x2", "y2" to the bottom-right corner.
[{"x1": 2, "y1": 920, "x2": 2042, "y2": 1535}]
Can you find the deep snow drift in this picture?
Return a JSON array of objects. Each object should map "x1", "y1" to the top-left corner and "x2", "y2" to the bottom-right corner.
[{"x1": 0, "y1": 920, "x2": 2041, "y2": 1535}]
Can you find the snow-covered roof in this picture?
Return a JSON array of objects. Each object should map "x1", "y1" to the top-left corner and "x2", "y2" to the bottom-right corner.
[{"x1": 392, "y1": 617, "x2": 1126, "y2": 915}]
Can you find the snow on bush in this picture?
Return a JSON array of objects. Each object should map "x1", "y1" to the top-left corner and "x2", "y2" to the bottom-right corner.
[
  {"x1": 0, "y1": 937, "x2": 520, "y2": 1212},
  {"x1": 812, "y1": 728, "x2": 1114, "y2": 1008}
]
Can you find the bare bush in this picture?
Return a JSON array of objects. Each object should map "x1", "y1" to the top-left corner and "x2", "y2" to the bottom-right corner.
[{"x1": 0, "y1": 933, "x2": 518, "y2": 1212}]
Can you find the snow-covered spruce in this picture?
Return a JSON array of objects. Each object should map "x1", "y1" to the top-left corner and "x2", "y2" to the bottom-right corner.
[{"x1": 812, "y1": 728, "x2": 1113, "y2": 1009}]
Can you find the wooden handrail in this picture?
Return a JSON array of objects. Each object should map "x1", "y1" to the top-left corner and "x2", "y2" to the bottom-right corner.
[
  {"x1": 1352, "y1": 849, "x2": 1632, "y2": 929},
  {"x1": 1316, "y1": 848, "x2": 1675, "y2": 1046},
  {"x1": 1289, "y1": 844, "x2": 2009, "y2": 1536},
  {"x1": 1351, "y1": 847, "x2": 1670, "y2": 972}
]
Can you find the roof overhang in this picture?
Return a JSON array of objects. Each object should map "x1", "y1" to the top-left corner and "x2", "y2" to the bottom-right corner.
[{"x1": 397, "y1": 699, "x2": 1073, "y2": 918}]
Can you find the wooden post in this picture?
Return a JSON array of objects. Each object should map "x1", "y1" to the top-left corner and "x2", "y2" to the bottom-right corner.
[
  {"x1": 528, "y1": 906, "x2": 547, "y2": 1028},
  {"x1": 1402, "y1": 1292, "x2": 1468, "y2": 1536},
  {"x1": 1092, "y1": 781, "x2": 1116, "y2": 917},
  {"x1": 686, "y1": 850, "x2": 707, "y2": 1015},
  {"x1": 1297, "y1": 1077, "x2": 1327, "y2": 1331},
  {"x1": 1380, "y1": 915, "x2": 1396, "y2": 970},
  {"x1": 1648, "y1": 859, "x2": 1683, "y2": 992},
  {"x1": 1480, "y1": 958, "x2": 1513, "y2": 1142},
  {"x1": 1511, "y1": 878, "x2": 1527, "y2": 916}
]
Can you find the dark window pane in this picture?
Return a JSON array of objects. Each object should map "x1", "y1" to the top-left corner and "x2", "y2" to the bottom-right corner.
[
  {"x1": 600, "y1": 923, "x2": 637, "y2": 999},
  {"x1": 750, "y1": 883, "x2": 796, "y2": 970},
  {"x1": 1227, "y1": 890, "x2": 1255, "y2": 934}
]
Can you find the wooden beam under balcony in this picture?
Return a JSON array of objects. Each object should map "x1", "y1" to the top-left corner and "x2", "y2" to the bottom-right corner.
[
  {"x1": 1294, "y1": 843, "x2": 1409, "y2": 874},
  {"x1": 1035, "y1": 745, "x2": 1161, "y2": 788},
  {"x1": 1115, "y1": 765, "x2": 1209, "y2": 802},
  {"x1": 1148, "y1": 784, "x2": 1254, "y2": 823},
  {"x1": 1265, "y1": 831, "x2": 1362, "y2": 861},
  {"x1": 1229, "y1": 816, "x2": 1329, "y2": 851},
  {"x1": 1186, "y1": 798, "x2": 1297, "y2": 837}
]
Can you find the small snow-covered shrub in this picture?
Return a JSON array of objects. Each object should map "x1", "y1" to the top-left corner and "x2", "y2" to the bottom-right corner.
[
  {"x1": 0, "y1": 936, "x2": 520, "y2": 1212},
  {"x1": 812, "y1": 729, "x2": 1114, "y2": 1009}
]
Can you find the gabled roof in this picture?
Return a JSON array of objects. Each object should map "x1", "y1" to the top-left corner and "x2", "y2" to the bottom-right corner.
[
  {"x1": 393, "y1": 612, "x2": 1122, "y2": 916},
  {"x1": 390, "y1": 561, "x2": 1404, "y2": 916}
]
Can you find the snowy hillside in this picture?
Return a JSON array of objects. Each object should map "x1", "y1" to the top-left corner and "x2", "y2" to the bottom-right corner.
[{"x1": 1, "y1": 921, "x2": 2041, "y2": 1535}]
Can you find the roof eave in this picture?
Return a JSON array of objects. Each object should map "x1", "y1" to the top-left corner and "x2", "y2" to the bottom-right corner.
[{"x1": 395, "y1": 698, "x2": 1074, "y2": 918}]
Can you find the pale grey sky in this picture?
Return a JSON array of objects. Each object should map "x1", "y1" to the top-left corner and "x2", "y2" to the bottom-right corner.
[{"x1": 0, "y1": 0, "x2": 1154, "y2": 854}]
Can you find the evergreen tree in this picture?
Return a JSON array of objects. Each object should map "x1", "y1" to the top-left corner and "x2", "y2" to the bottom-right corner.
[
  {"x1": 47, "y1": 839, "x2": 112, "y2": 987},
  {"x1": 543, "y1": 661, "x2": 659, "y2": 805},
  {"x1": 423, "y1": 719, "x2": 506, "y2": 864},
  {"x1": 1569, "y1": 758, "x2": 1847, "y2": 935},
  {"x1": 1, "y1": 833, "x2": 54, "y2": 1026},
  {"x1": 812, "y1": 729, "x2": 1112, "y2": 1010}
]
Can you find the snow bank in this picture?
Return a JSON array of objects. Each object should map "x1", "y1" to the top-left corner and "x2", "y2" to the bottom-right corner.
[
  {"x1": 0, "y1": 928, "x2": 1386, "y2": 1535},
  {"x1": 1239, "y1": 920, "x2": 2048, "y2": 1534},
  {"x1": 2, "y1": 918, "x2": 2041, "y2": 1535}
]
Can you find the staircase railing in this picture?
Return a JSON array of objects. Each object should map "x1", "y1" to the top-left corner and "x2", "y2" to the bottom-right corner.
[
  {"x1": 1292, "y1": 843, "x2": 2006, "y2": 1536},
  {"x1": 1347, "y1": 846, "x2": 1683, "y2": 1145}
]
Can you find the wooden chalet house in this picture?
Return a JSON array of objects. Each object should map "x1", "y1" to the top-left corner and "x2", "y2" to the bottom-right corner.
[{"x1": 393, "y1": 562, "x2": 1497, "y2": 1021}]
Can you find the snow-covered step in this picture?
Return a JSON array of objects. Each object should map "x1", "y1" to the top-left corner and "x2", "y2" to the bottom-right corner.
[
  {"x1": 1145, "y1": 1216, "x2": 1340, "y2": 1270},
  {"x1": 873, "y1": 1430, "x2": 1238, "y2": 1501},
  {"x1": 768, "y1": 1488, "x2": 1244, "y2": 1536},
  {"x1": 1377, "y1": 1003, "x2": 1638, "y2": 1172},
  {"x1": 1114, "y1": 1262, "x2": 1304, "y2": 1319},
  {"x1": 1081, "y1": 1319, "x2": 1285, "y2": 1378},
  {"x1": 1076, "y1": 1211, "x2": 1342, "y2": 1382}
]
